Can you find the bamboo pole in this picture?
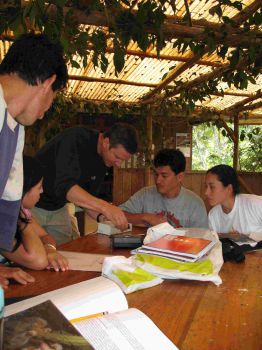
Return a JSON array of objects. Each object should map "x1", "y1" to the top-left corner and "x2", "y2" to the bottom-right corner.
[
  {"x1": 145, "y1": 113, "x2": 153, "y2": 187},
  {"x1": 233, "y1": 113, "x2": 239, "y2": 170}
]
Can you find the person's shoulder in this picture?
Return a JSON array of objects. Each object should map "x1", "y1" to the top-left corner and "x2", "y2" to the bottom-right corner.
[
  {"x1": 63, "y1": 126, "x2": 97, "y2": 136},
  {"x1": 238, "y1": 193, "x2": 262, "y2": 207},
  {"x1": 53, "y1": 127, "x2": 98, "y2": 143},
  {"x1": 181, "y1": 186, "x2": 204, "y2": 202},
  {"x1": 134, "y1": 185, "x2": 156, "y2": 195}
]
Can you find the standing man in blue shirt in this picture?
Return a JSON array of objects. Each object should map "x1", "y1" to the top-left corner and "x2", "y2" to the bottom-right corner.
[{"x1": 0, "y1": 33, "x2": 68, "y2": 288}]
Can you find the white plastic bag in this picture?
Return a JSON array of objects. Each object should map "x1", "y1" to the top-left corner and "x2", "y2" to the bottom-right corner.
[
  {"x1": 133, "y1": 227, "x2": 223, "y2": 286},
  {"x1": 144, "y1": 222, "x2": 186, "y2": 244},
  {"x1": 102, "y1": 256, "x2": 163, "y2": 294}
]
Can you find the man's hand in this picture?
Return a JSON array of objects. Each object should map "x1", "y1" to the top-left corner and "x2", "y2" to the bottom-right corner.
[
  {"x1": 0, "y1": 265, "x2": 35, "y2": 289},
  {"x1": 102, "y1": 203, "x2": 128, "y2": 231}
]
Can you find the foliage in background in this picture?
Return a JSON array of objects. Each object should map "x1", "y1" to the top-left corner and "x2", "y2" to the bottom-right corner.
[
  {"x1": 192, "y1": 123, "x2": 262, "y2": 172},
  {"x1": 239, "y1": 125, "x2": 262, "y2": 171},
  {"x1": 25, "y1": 91, "x2": 150, "y2": 155}
]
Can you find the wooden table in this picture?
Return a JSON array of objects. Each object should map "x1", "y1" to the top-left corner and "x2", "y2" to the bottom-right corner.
[{"x1": 5, "y1": 229, "x2": 262, "y2": 350}]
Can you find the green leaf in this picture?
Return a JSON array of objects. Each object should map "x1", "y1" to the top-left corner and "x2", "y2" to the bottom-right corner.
[
  {"x1": 70, "y1": 59, "x2": 80, "y2": 69},
  {"x1": 222, "y1": 129, "x2": 227, "y2": 137},
  {"x1": 229, "y1": 49, "x2": 239, "y2": 67},
  {"x1": 113, "y1": 44, "x2": 125, "y2": 75}
]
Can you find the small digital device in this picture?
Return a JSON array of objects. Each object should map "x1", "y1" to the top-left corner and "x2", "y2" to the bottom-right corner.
[
  {"x1": 111, "y1": 233, "x2": 145, "y2": 249},
  {"x1": 97, "y1": 222, "x2": 132, "y2": 235}
]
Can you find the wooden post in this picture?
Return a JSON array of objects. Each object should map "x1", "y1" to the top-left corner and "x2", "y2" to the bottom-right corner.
[
  {"x1": 145, "y1": 113, "x2": 153, "y2": 186},
  {"x1": 233, "y1": 113, "x2": 239, "y2": 169}
]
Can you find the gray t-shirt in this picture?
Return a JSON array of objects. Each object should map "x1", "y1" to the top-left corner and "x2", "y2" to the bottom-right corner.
[{"x1": 119, "y1": 186, "x2": 208, "y2": 229}]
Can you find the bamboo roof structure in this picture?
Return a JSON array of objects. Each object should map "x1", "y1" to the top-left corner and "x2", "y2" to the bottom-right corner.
[{"x1": 0, "y1": 0, "x2": 261, "y2": 124}]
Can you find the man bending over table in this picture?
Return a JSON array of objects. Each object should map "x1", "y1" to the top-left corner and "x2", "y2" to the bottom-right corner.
[{"x1": 32, "y1": 123, "x2": 138, "y2": 245}]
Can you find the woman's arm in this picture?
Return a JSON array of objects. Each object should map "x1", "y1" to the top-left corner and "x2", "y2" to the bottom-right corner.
[
  {"x1": 2, "y1": 221, "x2": 48, "y2": 270},
  {"x1": 30, "y1": 217, "x2": 69, "y2": 272}
]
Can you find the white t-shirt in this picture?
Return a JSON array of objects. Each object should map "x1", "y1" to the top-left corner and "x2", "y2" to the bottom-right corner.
[{"x1": 208, "y1": 194, "x2": 262, "y2": 241}]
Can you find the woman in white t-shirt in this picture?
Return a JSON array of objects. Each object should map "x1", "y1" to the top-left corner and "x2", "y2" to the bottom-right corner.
[{"x1": 205, "y1": 164, "x2": 262, "y2": 242}]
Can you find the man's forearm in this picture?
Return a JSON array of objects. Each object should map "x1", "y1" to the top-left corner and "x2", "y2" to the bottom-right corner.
[
  {"x1": 123, "y1": 211, "x2": 167, "y2": 227},
  {"x1": 122, "y1": 212, "x2": 148, "y2": 225},
  {"x1": 66, "y1": 185, "x2": 107, "y2": 213}
]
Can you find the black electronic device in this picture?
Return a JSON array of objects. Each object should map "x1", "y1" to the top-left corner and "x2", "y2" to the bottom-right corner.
[{"x1": 111, "y1": 233, "x2": 145, "y2": 249}]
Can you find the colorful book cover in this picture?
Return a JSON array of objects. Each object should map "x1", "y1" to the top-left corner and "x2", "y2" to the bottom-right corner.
[
  {"x1": 4, "y1": 300, "x2": 94, "y2": 350},
  {"x1": 142, "y1": 235, "x2": 215, "y2": 258}
]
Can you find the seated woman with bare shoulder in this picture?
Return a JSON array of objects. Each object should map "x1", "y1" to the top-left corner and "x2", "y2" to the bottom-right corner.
[{"x1": 205, "y1": 164, "x2": 262, "y2": 242}]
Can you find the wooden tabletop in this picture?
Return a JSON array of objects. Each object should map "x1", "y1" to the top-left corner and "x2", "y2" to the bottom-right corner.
[{"x1": 5, "y1": 228, "x2": 262, "y2": 350}]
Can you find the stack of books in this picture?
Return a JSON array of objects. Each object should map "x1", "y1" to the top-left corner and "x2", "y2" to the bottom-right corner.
[{"x1": 132, "y1": 234, "x2": 216, "y2": 262}]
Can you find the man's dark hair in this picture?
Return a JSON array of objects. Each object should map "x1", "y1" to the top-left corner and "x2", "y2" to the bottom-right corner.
[
  {"x1": 0, "y1": 33, "x2": 68, "y2": 91},
  {"x1": 104, "y1": 123, "x2": 138, "y2": 154},
  {"x1": 206, "y1": 164, "x2": 240, "y2": 195},
  {"x1": 154, "y1": 149, "x2": 186, "y2": 174}
]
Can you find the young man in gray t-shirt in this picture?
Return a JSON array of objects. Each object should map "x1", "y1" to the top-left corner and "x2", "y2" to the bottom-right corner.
[{"x1": 119, "y1": 149, "x2": 208, "y2": 229}]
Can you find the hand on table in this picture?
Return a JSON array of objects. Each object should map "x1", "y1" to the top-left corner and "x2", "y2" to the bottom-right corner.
[
  {"x1": 0, "y1": 264, "x2": 35, "y2": 289},
  {"x1": 46, "y1": 251, "x2": 69, "y2": 272}
]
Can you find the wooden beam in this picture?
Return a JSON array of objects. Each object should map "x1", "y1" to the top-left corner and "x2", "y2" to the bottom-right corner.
[
  {"x1": 69, "y1": 75, "x2": 254, "y2": 99},
  {"x1": 86, "y1": 44, "x2": 225, "y2": 68},
  {"x1": 164, "y1": 65, "x2": 230, "y2": 100},
  {"x1": 231, "y1": 0, "x2": 261, "y2": 24},
  {"x1": 183, "y1": 0, "x2": 192, "y2": 27},
  {"x1": 0, "y1": 34, "x2": 225, "y2": 68},
  {"x1": 136, "y1": 1, "x2": 261, "y2": 105},
  {"x1": 141, "y1": 47, "x2": 210, "y2": 102},
  {"x1": 145, "y1": 112, "x2": 153, "y2": 186},
  {"x1": 226, "y1": 91, "x2": 262, "y2": 111},
  {"x1": 233, "y1": 113, "x2": 239, "y2": 170},
  {"x1": 165, "y1": 0, "x2": 261, "y2": 33},
  {"x1": 44, "y1": 0, "x2": 262, "y2": 40},
  {"x1": 211, "y1": 91, "x2": 251, "y2": 98},
  {"x1": 69, "y1": 74, "x2": 157, "y2": 88},
  {"x1": 55, "y1": 6, "x2": 261, "y2": 49},
  {"x1": 237, "y1": 100, "x2": 262, "y2": 113},
  {"x1": 218, "y1": 117, "x2": 236, "y2": 143},
  {"x1": 162, "y1": 23, "x2": 261, "y2": 47}
]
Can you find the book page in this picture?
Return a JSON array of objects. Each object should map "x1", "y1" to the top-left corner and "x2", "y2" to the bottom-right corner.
[
  {"x1": 5, "y1": 276, "x2": 128, "y2": 320},
  {"x1": 4, "y1": 300, "x2": 94, "y2": 350},
  {"x1": 58, "y1": 251, "x2": 110, "y2": 271},
  {"x1": 74, "y1": 308, "x2": 179, "y2": 350}
]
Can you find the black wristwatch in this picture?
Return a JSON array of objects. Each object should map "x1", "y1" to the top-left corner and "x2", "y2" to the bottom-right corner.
[{"x1": 96, "y1": 213, "x2": 103, "y2": 222}]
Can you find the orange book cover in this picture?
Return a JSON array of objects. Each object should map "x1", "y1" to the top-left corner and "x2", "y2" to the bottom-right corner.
[{"x1": 143, "y1": 235, "x2": 215, "y2": 258}]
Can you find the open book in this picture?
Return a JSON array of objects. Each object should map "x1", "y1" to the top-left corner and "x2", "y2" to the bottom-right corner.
[
  {"x1": 5, "y1": 276, "x2": 178, "y2": 350},
  {"x1": 4, "y1": 300, "x2": 93, "y2": 349}
]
